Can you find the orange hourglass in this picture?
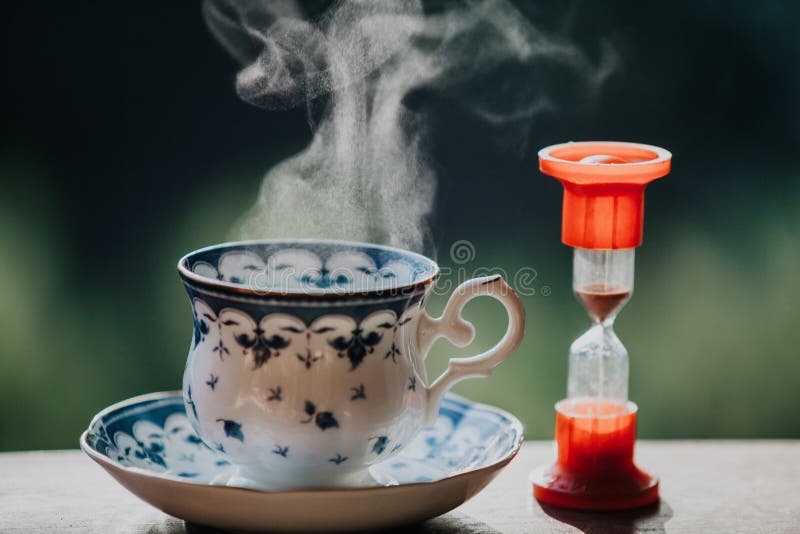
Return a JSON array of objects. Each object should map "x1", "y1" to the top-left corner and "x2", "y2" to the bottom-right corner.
[{"x1": 531, "y1": 141, "x2": 671, "y2": 510}]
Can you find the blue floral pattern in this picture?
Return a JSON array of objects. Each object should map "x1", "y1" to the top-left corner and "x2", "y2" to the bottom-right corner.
[
  {"x1": 189, "y1": 245, "x2": 431, "y2": 293},
  {"x1": 183, "y1": 295, "x2": 420, "y2": 480}
]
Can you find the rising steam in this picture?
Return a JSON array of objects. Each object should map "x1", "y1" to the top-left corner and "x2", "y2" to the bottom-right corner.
[{"x1": 204, "y1": 0, "x2": 615, "y2": 252}]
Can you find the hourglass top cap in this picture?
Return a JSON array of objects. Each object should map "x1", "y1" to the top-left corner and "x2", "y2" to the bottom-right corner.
[{"x1": 539, "y1": 141, "x2": 671, "y2": 249}]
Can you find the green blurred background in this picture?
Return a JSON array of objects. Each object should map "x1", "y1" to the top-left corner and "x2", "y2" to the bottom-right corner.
[{"x1": 1, "y1": 1, "x2": 799, "y2": 450}]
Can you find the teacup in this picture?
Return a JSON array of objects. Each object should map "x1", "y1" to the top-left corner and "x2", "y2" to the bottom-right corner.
[{"x1": 178, "y1": 239, "x2": 525, "y2": 488}]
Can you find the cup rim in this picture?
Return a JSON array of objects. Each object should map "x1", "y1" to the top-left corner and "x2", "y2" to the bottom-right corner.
[{"x1": 177, "y1": 238, "x2": 440, "y2": 299}]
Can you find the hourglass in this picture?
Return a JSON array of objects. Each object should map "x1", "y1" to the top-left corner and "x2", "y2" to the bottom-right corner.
[{"x1": 531, "y1": 141, "x2": 671, "y2": 510}]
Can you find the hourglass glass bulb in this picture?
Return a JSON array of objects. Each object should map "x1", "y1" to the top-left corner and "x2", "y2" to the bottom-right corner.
[{"x1": 573, "y1": 248, "x2": 634, "y2": 325}]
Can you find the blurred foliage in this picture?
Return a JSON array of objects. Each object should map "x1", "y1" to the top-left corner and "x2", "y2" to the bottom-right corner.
[
  {"x1": 1, "y1": 0, "x2": 799, "y2": 449},
  {"x1": 0, "y1": 158, "x2": 797, "y2": 449}
]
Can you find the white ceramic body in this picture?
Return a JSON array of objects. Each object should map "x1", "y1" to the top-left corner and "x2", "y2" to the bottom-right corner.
[
  {"x1": 178, "y1": 240, "x2": 525, "y2": 488},
  {"x1": 184, "y1": 296, "x2": 427, "y2": 487}
]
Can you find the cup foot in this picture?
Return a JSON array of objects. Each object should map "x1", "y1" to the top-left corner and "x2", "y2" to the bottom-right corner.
[{"x1": 218, "y1": 464, "x2": 396, "y2": 491}]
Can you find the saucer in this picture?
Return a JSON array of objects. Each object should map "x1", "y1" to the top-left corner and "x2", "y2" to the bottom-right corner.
[{"x1": 80, "y1": 391, "x2": 523, "y2": 532}]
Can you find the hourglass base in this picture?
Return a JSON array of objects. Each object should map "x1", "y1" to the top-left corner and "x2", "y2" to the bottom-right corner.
[
  {"x1": 531, "y1": 398, "x2": 659, "y2": 510},
  {"x1": 531, "y1": 463, "x2": 658, "y2": 510}
]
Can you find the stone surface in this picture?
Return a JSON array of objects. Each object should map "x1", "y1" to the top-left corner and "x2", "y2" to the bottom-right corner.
[{"x1": 0, "y1": 442, "x2": 798, "y2": 533}]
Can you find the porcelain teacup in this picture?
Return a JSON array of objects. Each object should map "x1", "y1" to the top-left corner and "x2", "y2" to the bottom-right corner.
[{"x1": 178, "y1": 239, "x2": 525, "y2": 488}]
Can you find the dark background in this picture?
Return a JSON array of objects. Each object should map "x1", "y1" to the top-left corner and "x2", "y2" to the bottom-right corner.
[{"x1": 1, "y1": 1, "x2": 798, "y2": 450}]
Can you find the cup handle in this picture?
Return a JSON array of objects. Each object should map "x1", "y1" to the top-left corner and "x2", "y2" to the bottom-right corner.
[{"x1": 416, "y1": 275, "x2": 526, "y2": 425}]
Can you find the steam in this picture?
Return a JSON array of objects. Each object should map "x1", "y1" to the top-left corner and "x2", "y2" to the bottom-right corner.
[{"x1": 204, "y1": 0, "x2": 615, "y2": 252}]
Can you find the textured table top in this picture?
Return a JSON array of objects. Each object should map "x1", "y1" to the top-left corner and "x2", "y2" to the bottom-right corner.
[{"x1": 1, "y1": 441, "x2": 798, "y2": 533}]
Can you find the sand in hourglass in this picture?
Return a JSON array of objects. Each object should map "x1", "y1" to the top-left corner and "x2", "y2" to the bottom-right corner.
[{"x1": 575, "y1": 284, "x2": 630, "y2": 322}]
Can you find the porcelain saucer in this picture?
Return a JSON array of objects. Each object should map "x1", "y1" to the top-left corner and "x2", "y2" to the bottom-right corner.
[{"x1": 80, "y1": 391, "x2": 523, "y2": 532}]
